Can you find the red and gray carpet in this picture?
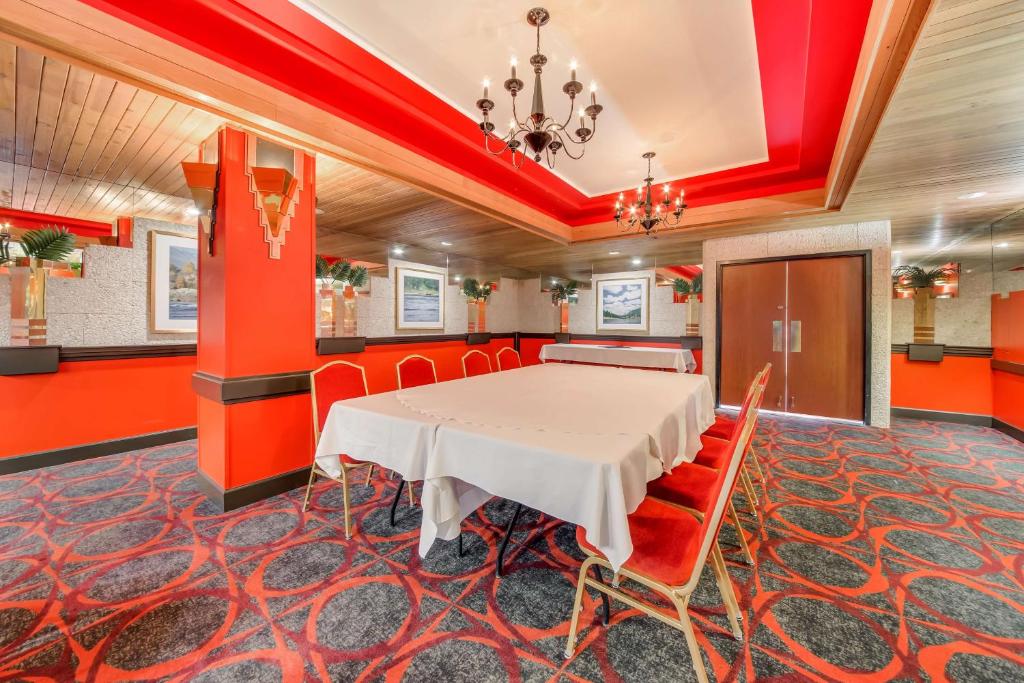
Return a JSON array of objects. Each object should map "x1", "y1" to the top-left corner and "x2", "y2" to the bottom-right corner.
[{"x1": 0, "y1": 417, "x2": 1021, "y2": 681}]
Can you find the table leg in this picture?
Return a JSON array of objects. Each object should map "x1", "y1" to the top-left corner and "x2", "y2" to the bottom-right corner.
[
  {"x1": 389, "y1": 478, "x2": 406, "y2": 526},
  {"x1": 591, "y1": 565, "x2": 612, "y2": 626},
  {"x1": 495, "y1": 502, "x2": 523, "y2": 577},
  {"x1": 458, "y1": 532, "x2": 464, "y2": 557}
]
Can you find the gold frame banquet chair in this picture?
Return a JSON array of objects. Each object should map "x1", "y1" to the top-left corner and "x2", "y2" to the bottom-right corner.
[
  {"x1": 461, "y1": 349, "x2": 493, "y2": 377},
  {"x1": 396, "y1": 353, "x2": 438, "y2": 389},
  {"x1": 564, "y1": 384, "x2": 764, "y2": 683},
  {"x1": 496, "y1": 347, "x2": 522, "y2": 371}
]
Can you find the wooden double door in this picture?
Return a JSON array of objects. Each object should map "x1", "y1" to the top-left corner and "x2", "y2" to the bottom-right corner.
[{"x1": 718, "y1": 255, "x2": 866, "y2": 421}]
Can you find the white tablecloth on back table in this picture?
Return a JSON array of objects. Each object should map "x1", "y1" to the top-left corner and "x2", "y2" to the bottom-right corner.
[{"x1": 539, "y1": 343, "x2": 697, "y2": 372}]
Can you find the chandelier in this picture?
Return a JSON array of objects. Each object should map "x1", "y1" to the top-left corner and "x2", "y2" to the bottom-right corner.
[
  {"x1": 476, "y1": 7, "x2": 602, "y2": 169},
  {"x1": 614, "y1": 152, "x2": 686, "y2": 236}
]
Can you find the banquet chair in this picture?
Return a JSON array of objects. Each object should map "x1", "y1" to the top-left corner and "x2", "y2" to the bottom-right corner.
[
  {"x1": 461, "y1": 349, "x2": 493, "y2": 378},
  {"x1": 496, "y1": 347, "x2": 522, "y2": 371},
  {"x1": 648, "y1": 364, "x2": 770, "y2": 565},
  {"x1": 397, "y1": 354, "x2": 438, "y2": 389},
  {"x1": 303, "y1": 360, "x2": 411, "y2": 537},
  {"x1": 705, "y1": 364, "x2": 772, "y2": 483},
  {"x1": 564, "y1": 383, "x2": 764, "y2": 683}
]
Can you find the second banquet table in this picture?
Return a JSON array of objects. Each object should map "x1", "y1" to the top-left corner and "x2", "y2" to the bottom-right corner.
[
  {"x1": 315, "y1": 362, "x2": 715, "y2": 570},
  {"x1": 539, "y1": 343, "x2": 697, "y2": 373}
]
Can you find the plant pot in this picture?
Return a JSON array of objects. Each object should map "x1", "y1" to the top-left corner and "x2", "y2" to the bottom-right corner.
[
  {"x1": 337, "y1": 284, "x2": 358, "y2": 337},
  {"x1": 9, "y1": 257, "x2": 50, "y2": 346},
  {"x1": 558, "y1": 300, "x2": 569, "y2": 333},
  {"x1": 685, "y1": 295, "x2": 701, "y2": 336},
  {"x1": 317, "y1": 282, "x2": 337, "y2": 337},
  {"x1": 468, "y1": 299, "x2": 487, "y2": 333},
  {"x1": 912, "y1": 287, "x2": 935, "y2": 343}
]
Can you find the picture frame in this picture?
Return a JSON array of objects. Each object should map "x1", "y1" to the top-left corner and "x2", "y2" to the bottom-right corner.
[
  {"x1": 149, "y1": 230, "x2": 199, "y2": 334},
  {"x1": 395, "y1": 267, "x2": 445, "y2": 330},
  {"x1": 595, "y1": 276, "x2": 650, "y2": 332}
]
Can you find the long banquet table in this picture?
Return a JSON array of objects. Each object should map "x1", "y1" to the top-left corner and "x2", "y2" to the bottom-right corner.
[
  {"x1": 539, "y1": 343, "x2": 697, "y2": 373},
  {"x1": 314, "y1": 363, "x2": 715, "y2": 570}
]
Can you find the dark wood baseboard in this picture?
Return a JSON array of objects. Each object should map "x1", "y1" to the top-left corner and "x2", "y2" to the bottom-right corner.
[
  {"x1": 197, "y1": 466, "x2": 311, "y2": 512},
  {"x1": 992, "y1": 358, "x2": 1024, "y2": 376},
  {"x1": 890, "y1": 407, "x2": 992, "y2": 427},
  {"x1": 993, "y1": 418, "x2": 1024, "y2": 444},
  {"x1": 0, "y1": 426, "x2": 197, "y2": 475}
]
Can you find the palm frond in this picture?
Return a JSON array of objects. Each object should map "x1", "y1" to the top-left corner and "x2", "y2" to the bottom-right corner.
[
  {"x1": 462, "y1": 277, "x2": 494, "y2": 301},
  {"x1": 691, "y1": 272, "x2": 703, "y2": 294},
  {"x1": 347, "y1": 265, "x2": 368, "y2": 288},
  {"x1": 892, "y1": 264, "x2": 956, "y2": 288},
  {"x1": 315, "y1": 255, "x2": 333, "y2": 279},
  {"x1": 673, "y1": 278, "x2": 691, "y2": 295},
  {"x1": 19, "y1": 226, "x2": 76, "y2": 261},
  {"x1": 550, "y1": 279, "x2": 579, "y2": 304}
]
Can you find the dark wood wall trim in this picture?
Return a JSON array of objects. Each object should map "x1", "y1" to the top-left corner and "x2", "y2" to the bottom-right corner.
[
  {"x1": 466, "y1": 332, "x2": 492, "y2": 345},
  {"x1": 891, "y1": 407, "x2": 992, "y2": 427},
  {"x1": 993, "y1": 418, "x2": 1024, "y2": 444},
  {"x1": 316, "y1": 337, "x2": 366, "y2": 355},
  {"x1": 61, "y1": 344, "x2": 198, "y2": 361},
  {"x1": 197, "y1": 466, "x2": 311, "y2": 512},
  {"x1": 891, "y1": 344, "x2": 993, "y2": 358},
  {"x1": 192, "y1": 371, "x2": 311, "y2": 404},
  {"x1": 0, "y1": 345, "x2": 60, "y2": 375},
  {"x1": 992, "y1": 359, "x2": 1024, "y2": 376},
  {"x1": 0, "y1": 426, "x2": 197, "y2": 475}
]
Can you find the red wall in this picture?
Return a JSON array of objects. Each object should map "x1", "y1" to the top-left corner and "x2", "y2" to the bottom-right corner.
[
  {"x1": 992, "y1": 291, "x2": 1024, "y2": 430},
  {"x1": 890, "y1": 354, "x2": 993, "y2": 416},
  {"x1": 0, "y1": 356, "x2": 198, "y2": 459}
]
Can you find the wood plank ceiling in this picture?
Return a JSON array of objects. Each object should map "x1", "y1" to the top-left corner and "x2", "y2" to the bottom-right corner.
[{"x1": 2, "y1": 0, "x2": 1023, "y2": 278}]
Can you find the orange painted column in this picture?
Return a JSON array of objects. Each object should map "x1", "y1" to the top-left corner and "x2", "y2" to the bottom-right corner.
[{"x1": 193, "y1": 126, "x2": 317, "y2": 502}]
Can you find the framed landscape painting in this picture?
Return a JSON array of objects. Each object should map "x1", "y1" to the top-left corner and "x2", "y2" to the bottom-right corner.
[
  {"x1": 596, "y1": 276, "x2": 649, "y2": 332},
  {"x1": 149, "y1": 230, "x2": 199, "y2": 334},
  {"x1": 396, "y1": 267, "x2": 445, "y2": 330}
]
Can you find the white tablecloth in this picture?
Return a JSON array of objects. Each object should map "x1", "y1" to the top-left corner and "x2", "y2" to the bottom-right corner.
[{"x1": 539, "y1": 343, "x2": 697, "y2": 373}]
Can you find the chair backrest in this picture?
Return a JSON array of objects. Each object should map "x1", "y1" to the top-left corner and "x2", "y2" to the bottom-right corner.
[
  {"x1": 496, "y1": 347, "x2": 522, "y2": 371},
  {"x1": 461, "y1": 349, "x2": 493, "y2": 378},
  {"x1": 310, "y1": 360, "x2": 369, "y2": 442},
  {"x1": 396, "y1": 354, "x2": 437, "y2": 389},
  {"x1": 679, "y1": 376, "x2": 767, "y2": 591}
]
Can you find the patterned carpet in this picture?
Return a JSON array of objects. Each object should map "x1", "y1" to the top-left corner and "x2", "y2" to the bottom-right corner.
[{"x1": 0, "y1": 416, "x2": 1022, "y2": 682}]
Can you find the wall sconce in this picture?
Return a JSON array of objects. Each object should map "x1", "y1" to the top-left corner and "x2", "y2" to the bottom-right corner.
[
  {"x1": 180, "y1": 161, "x2": 219, "y2": 255},
  {"x1": 247, "y1": 135, "x2": 304, "y2": 260}
]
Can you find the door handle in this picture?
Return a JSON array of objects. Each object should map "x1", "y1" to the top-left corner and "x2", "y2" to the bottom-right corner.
[
  {"x1": 790, "y1": 320, "x2": 802, "y2": 353},
  {"x1": 772, "y1": 320, "x2": 783, "y2": 352}
]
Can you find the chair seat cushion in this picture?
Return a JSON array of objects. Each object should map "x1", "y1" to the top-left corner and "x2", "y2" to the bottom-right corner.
[
  {"x1": 704, "y1": 414, "x2": 737, "y2": 439},
  {"x1": 694, "y1": 436, "x2": 731, "y2": 469},
  {"x1": 647, "y1": 463, "x2": 719, "y2": 512},
  {"x1": 576, "y1": 497, "x2": 702, "y2": 586}
]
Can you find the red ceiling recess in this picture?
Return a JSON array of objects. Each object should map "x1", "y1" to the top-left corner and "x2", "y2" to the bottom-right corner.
[
  {"x1": 666, "y1": 265, "x2": 704, "y2": 280},
  {"x1": 80, "y1": 0, "x2": 872, "y2": 226},
  {"x1": 0, "y1": 207, "x2": 113, "y2": 238}
]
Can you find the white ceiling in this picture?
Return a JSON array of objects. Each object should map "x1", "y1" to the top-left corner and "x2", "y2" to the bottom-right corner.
[{"x1": 292, "y1": 0, "x2": 769, "y2": 196}]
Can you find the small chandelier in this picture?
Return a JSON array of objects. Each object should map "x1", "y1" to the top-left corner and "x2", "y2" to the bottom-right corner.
[
  {"x1": 614, "y1": 152, "x2": 686, "y2": 237},
  {"x1": 476, "y1": 7, "x2": 602, "y2": 169}
]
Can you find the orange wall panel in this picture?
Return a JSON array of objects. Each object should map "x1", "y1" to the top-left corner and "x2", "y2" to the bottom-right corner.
[
  {"x1": 992, "y1": 291, "x2": 1024, "y2": 363},
  {"x1": 993, "y1": 370, "x2": 1024, "y2": 431},
  {"x1": 890, "y1": 354, "x2": 992, "y2": 416},
  {"x1": 0, "y1": 356, "x2": 197, "y2": 459}
]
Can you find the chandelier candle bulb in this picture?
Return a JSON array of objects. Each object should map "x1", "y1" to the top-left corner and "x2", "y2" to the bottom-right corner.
[
  {"x1": 482, "y1": 79, "x2": 490, "y2": 99},
  {"x1": 570, "y1": 59, "x2": 577, "y2": 82},
  {"x1": 510, "y1": 57, "x2": 517, "y2": 79}
]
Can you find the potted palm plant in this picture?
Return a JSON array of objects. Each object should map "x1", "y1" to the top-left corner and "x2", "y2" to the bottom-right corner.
[
  {"x1": 316, "y1": 256, "x2": 368, "y2": 337},
  {"x1": 2, "y1": 226, "x2": 76, "y2": 346},
  {"x1": 892, "y1": 264, "x2": 956, "y2": 343},
  {"x1": 461, "y1": 278, "x2": 494, "y2": 333},
  {"x1": 673, "y1": 272, "x2": 703, "y2": 335},
  {"x1": 550, "y1": 279, "x2": 579, "y2": 334}
]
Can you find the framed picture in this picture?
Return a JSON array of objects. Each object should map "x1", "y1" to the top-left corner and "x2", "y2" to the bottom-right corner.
[
  {"x1": 596, "y1": 276, "x2": 649, "y2": 332},
  {"x1": 395, "y1": 267, "x2": 445, "y2": 330},
  {"x1": 149, "y1": 230, "x2": 198, "y2": 334}
]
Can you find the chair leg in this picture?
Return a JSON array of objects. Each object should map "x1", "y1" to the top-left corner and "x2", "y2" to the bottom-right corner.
[
  {"x1": 302, "y1": 466, "x2": 318, "y2": 512},
  {"x1": 457, "y1": 532, "x2": 464, "y2": 557},
  {"x1": 564, "y1": 556, "x2": 598, "y2": 659},
  {"x1": 340, "y1": 469, "x2": 352, "y2": 539},
  {"x1": 407, "y1": 479, "x2": 416, "y2": 506},
  {"x1": 496, "y1": 502, "x2": 523, "y2": 577},
  {"x1": 740, "y1": 468, "x2": 760, "y2": 514},
  {"x1": 710, "y1": 543, "x2": 743, "y2": 640},
  {"x1": 670, "y1": 593, "x2": 710, "y2": 683},
  {"x1": 591, "y1": 564, "x2": 612, "y2": 626},
  {"x1": 389, "y1": 478, "x2": 406, "y2": 526},
  {"x1": 364, "y1": 464, "x2": 375, "y2": 486},
  {"x1": 748, "y1": 445, "x2": 767, "y2": 482},
  {"x1": 729, "y1": 502, "x2": 754, "y2": 565}
]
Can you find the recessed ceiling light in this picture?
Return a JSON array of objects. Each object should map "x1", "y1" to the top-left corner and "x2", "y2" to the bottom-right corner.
[
  {"x1": 185, "y1": 207, "x2": 201, "y2": 217},
  {"x1": 958, "y1": 191, "x2": 987, "y2": 200},
  {"x1": 393, "y1": 247, "x2": 405, "y2": 255},
  {"x1": 315, "y1": 207, "x2": 325, "y2": 215},
  {"x1": 966, "y1": 269, "x2": 973, "y2": 273},
  {"x1": 608, "y1": 251, "x2": 620, "y2": 256},
  {"x1": 996, "y1": 242, "x2": 1010, "y2": 248},
  {"x1": 631, "y1": 257, "x2": 642, "y2": 265},
  {"x1": 454, "y1": 275, "x2": 462, "y2": 281},
  {"x1": 441, "y1": 241, "x2": 453, "y2": 246}
]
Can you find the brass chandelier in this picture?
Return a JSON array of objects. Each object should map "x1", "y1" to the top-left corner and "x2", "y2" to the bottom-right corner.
[
  {"x1": 476, "y1": 7, "x2": 602, "y2": 169},
  {"x1": 614, "y1": 152, "x2": 686, "y2": 236}
]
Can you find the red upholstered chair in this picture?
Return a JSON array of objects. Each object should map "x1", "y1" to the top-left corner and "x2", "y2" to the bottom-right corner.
[
  {"x1": 396, "y1": 354, "x2": 438, "y2": 389},
  {"x1": 496, "y1": 347, "x2": 522, "y2": 371},
  {"x1": 704, "y1": 364, "x2": 772, "y2": 482},
  {"x1": 564, "y1": 382, "x2": 765, "y2": 682},
  {"x1": 461, "y1": 349, "x2": 492, "y2": 378}
]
